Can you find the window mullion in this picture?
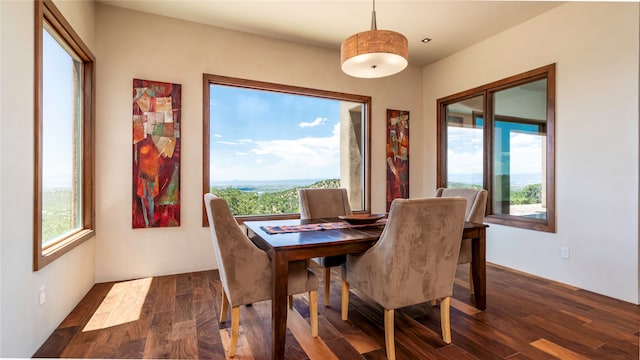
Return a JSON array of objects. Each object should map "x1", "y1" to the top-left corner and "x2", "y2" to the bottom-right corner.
[{"x1": 484, "y1": 90, "x2": 493, "y2": 215}]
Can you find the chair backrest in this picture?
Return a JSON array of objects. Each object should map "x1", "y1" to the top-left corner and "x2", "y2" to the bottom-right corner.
[
  {"x1": 298, "y1": 188, "x2": 352, "y2": 219},
  {"x1": 371, "y1": 197, "x2": 467, "y2": 309},
  {"x1": 435, "y1": 187, "x2": 487, "y2": 223},
  {"x1": 203, "y1": 193, "x2": 271, "y2": 306}
]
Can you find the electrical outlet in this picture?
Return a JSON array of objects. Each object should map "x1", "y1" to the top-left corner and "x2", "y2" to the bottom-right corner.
[
  {"x1": 560, "y1": 246, "x2": 569, "y2": 259},
  {"x1": 39, "y1": 286, "x2": 46, "y2": 305}
]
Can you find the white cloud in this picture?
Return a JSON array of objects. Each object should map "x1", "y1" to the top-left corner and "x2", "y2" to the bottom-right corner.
[
  {"x1": 447, "y1": 127, "x2": 483, "y2": 175},
  {"x1": 299, "y1": 117, "x2": 327, "y2": 128},
  {"x1": 252, "y1": 123, "x2": 339, "y2": 159},
  {"x1": 216, "y1": 138, "x2": 253, "y2": 146},
  {"x1": 212, "y1": 122, "x2": 341, "y2": 181},
  {"x1": 447, "y1": 148, "x2": 483, "y2": 175},
  {"x1": 213, "y1": 134, "x2": 222, "y2": 138},
  {"x1": 509, "y1": 133, "x2": 543, "y2": 174},
  {"x1": 216, "y1": 141, "x2": 241, "y2": 145}
]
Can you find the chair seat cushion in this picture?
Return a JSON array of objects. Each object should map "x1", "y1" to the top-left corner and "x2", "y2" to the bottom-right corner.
[
  {"x1": 287, "y1": 260, "x2": 319, "y2": 295},
  {"x1": 313, "y1": 255, "x2": 347, "y2": 268}
]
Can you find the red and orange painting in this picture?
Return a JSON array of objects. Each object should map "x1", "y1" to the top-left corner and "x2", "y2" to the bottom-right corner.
[
  {"x1": 132, "y1": 79, "x2": 181, "y2": 228},
  {"x1": 386, "y1": 109, "x2": 409, "y2": 212}
]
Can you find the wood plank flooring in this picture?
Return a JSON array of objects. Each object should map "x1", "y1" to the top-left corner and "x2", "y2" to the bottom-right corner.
[{"x1": 34, "y1": 263, "x2": 640, "y2": 359}]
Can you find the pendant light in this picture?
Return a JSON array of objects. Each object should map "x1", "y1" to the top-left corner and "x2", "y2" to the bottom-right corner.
[{"x1": 340, "y1": 0, "x2": 408, "y2": 78}]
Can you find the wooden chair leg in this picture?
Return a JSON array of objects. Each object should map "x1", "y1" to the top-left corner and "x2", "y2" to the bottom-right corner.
[
  {"x1": 220, "y1": 289, "x2": 229, "y2": 323},
  {"x1": 288, "y1": 295, "x2": 293, "y2": 309},
  {"x1": 440, "y1": 296, "x2": 452, "y2": 344},
  {"x1": 324, "y1": 267, "x2": 331, "y2": 306},
  {"x1": 341, "y1": 280, "x2": 349, "y2": 320},
  {"x1": 229, "y1": 307, "x2": 241, "y2": 357},
  {"x1": 309, "y1": 290, "x2": 318, "y2": 337},
  {"x1": 384, "y1": 308, "x2": 396, "y2": 360},
  {"x1": 469, "y1": 263, "x2": 475, "y2": 294}
]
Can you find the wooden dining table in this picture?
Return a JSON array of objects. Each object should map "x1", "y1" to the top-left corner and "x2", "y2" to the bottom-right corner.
[{"x1": 244, "y1": 217, "x2": 488, "y2": 360}]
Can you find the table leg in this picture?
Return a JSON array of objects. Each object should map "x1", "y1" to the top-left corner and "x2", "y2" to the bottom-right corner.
[
  {"x1": 272, "y1": 251, "x2": 289, "y2": 359},
  {"x1": 471, "y1": 228, "x2": 487, "y2": 310}
]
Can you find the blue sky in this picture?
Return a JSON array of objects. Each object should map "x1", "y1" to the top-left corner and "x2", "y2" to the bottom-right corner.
[
  {"x1": 42, "y1": 28, "x2": 76, "y2": 189},
  {"x1": 210, "y1": 85, "x2": 342, "y2": 182}
]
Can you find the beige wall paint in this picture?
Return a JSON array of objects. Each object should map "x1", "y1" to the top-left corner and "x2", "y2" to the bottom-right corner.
[
  {"x1": 52, "y1": 0, "x2": 95, "y2": 48},
  {"x1": 93, "y1": 4, "x2": 423, "y2": 282},
  {"x1": 2, "y1": 1, "x2": 637, "y2": 357},
  {"x1": 422, "y1": 2, "x2": 639, "y2": 303},
  {"x1": 0, "y1": 0, "x2": 97, "y2": 357}
]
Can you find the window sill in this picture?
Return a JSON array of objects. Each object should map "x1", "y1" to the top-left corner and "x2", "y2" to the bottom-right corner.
[
  {"x1": 35, "y1": 228, "x2": 95, "y2": 271},
  {"x1": 485, "y1": 214, "x2": 555, "y2": 233}
]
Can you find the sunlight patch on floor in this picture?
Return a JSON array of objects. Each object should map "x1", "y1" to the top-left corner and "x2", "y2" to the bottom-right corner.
[
  {"x1": 287, "y1": 307, "x2": 338, "y2": 360},
  {"x1": 530, "y1": 338, "x2": 592, "y2": 360},
  {"x1": 83, "y1": 277, "x2": 152, "y2": 331}
]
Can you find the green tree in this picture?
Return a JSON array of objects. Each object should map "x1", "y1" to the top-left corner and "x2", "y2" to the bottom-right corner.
[
  {"x1": 511, "y1": 183, "x2": 542, "y2": 205},
  {"x1": 211, "y1": 179, "x2": 340, "y2": 216}
]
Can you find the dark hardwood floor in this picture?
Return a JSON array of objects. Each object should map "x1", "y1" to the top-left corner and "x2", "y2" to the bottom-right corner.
[{"x1": 34, "y1": 263, "x2": 639, "y2": 359}]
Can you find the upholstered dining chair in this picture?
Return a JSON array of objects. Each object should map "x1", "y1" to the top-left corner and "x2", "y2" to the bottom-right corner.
[
  {"x1": 204, "y1": 193, "x2": 319, "y2": 357},
  {"x1": 298, "y1": 187, "x2": 352, "y2": 306},
  {"x1": 341, "y1": 197, "x2": 466, "y2": 360},
  {"x1": 435, "y1": 187, "x2": 487, "y2": 294}
]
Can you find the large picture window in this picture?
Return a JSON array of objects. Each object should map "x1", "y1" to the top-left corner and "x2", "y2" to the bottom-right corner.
[
  {"x1": 203, "y1": 74, "x2": 371, "y2": 223},
  {"x1": 34, "y1": 0, "x2": 95, "y2": 270},
  {"x1": 437, "y1": 64, "x2": 555, "y2": 232}
]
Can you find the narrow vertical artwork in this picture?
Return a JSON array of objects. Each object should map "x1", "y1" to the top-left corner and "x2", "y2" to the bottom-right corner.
[
  {"x1": 386, "y1": 109, "x2": 409, "y2": 212},
  {"x1": 132, "y1": 79, "x2": 181, "y2": 228}
]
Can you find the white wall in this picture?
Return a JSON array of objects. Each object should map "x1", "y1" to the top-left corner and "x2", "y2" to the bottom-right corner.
[
  {"x1": 0, "y1": 0, "x2": 97, "y2": 357},
  {"x1": 93, "y1": 4, "x2": 423, "y2": 282},
  {"x1": 2, "y1": 2, "x2": 635, "y2": 357},
  {"x1": 421, "y1": 2, "x2": 639, "y2": 303}
]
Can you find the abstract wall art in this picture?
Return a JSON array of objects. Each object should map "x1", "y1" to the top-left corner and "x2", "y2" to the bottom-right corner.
[
  {"x1": 132, "y1": 79, "x2": 181, "y2": 228},
  {"x1": 386, "y1": 109, "x2": 409, "y2": 212}
]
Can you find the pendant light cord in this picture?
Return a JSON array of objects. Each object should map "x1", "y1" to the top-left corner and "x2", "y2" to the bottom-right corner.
[{"x1": 370, "y1": 0, "x2": 377, "y2": 30}]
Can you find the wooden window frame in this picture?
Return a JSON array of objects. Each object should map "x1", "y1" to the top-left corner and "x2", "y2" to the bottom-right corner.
[
  {"x1": 34, "y1": 0, "x2": 96, "y2": 270},
  {"x1": 437, "y1": 64, "x2": 556, "y2": 232},
  {"x1": 202, "y1": 74, "x2": 372, "y2": 225}
]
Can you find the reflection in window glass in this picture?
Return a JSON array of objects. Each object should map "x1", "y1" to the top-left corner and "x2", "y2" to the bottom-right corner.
[
  {"x1": 438, "y1": 65, "x2": 554, "y2": 232},
  {"x1": 209, "y1": 84, "x2": 366, "y2": 216},
  {"x1": 446, "y1": 95, "x2": 484, "y2": 189},
  {"x1": 492, "y1": 79, "x2": 547, "y2": 219},
  {"x1": 42, "y1": 26, "x2": 83, "y2": 246}
]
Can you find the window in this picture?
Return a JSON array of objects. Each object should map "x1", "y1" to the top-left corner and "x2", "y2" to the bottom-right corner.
[
  {"x1": 437, "y1": 64, "x2": 555, "y2": 232},
  {"x1": 203, "y1": 74, "x2": 371, "y2": 223},
  {"x1": 34, "y1": 0, "x2": 95, "y2": 270}
]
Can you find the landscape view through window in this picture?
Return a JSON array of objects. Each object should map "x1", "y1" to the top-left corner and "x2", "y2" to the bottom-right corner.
[{"x1": 209, "y1": 85, "x2": 352, "y2": 216}]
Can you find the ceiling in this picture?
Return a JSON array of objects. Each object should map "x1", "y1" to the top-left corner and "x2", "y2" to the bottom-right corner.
[{"x1": 97, "y1": 1, "x2": 563, "y2": 68}]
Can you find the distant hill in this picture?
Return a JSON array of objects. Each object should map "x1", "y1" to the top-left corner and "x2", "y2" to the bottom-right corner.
[
  {"x1": 302, "y1": 179, "x2": 340, "y2": 189},
  {"x1": 211, "y1": 179, "x2": 340, "y2": 216}
]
